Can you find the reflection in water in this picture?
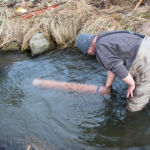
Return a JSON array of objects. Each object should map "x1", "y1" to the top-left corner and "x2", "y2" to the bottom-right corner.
[{"x1": 0, "y1": 50, "x2": 150, "y2": 150}]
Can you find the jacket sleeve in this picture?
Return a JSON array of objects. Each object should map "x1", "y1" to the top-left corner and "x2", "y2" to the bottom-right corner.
[{"x1": 96, "y1": 44, "x2": 129, "y2": 79}]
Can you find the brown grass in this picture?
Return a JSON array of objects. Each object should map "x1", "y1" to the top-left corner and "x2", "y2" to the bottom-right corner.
[
  {"x1": 0, "y1": 0, "x2": 150, "y2": 52},
  {"x1": 122, "y1": 6, "x2": 150, "y2": 34}
]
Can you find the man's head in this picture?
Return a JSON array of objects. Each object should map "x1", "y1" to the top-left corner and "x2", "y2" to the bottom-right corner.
[{"x1": 76, "y1": 33, "x2": 95, "y2": 55}]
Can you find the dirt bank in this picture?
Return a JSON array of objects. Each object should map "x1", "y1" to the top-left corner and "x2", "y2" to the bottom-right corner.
[{"x1": 0, "y1": 0, "x2": 150, "y2": 54}]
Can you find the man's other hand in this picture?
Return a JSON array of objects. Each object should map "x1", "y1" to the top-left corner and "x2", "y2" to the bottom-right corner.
[
  {"x1": 127, "y1": 84, "x2": 135, "y2": 98},
  {"x1": 99, "y1": 86, "x2": 111, "y2": 95}
]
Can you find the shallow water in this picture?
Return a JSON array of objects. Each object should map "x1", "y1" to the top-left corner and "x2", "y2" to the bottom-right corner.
[{"x1": 0, "y1": 49, "x2": 150, "y2": 150}]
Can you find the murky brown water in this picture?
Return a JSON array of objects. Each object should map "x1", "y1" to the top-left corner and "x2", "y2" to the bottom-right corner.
[{"x1": 0, "y1": 50, "x2": 150, "y2": 150}]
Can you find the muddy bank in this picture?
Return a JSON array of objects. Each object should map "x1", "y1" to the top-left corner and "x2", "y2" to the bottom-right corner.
[{"x1": 0, "y1": 0, "x2": 150, "y2": 55}]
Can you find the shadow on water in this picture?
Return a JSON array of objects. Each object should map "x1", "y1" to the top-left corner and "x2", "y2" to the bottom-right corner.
[
  {"x1": 78, "y1": 93, "x2": 150, "y2": 150},
  {"x1": 0, "y1": 50, "x2": 150, "y2": 150}
]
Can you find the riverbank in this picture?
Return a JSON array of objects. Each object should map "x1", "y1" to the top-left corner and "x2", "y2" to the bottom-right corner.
[{"x1": 0, "y1": 0, "x2": 150, "y2": 55}]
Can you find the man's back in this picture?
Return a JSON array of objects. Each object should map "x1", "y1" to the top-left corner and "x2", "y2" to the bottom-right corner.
[{"x1": 95, "y1": 31, "x2": 143, "y2": 78}]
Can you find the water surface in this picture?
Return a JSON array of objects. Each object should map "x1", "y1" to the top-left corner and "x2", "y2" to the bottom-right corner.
[{"x1": 0, "y1": 50, "x2": 150, "y2": 150}]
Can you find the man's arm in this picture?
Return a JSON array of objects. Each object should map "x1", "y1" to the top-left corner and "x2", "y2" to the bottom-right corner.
[
  {"x1": 100, "y1": 71, "x2": 115, "y2": 95},
  {"x1": 106, "y1": 70, "x2": 115, "y2": 88},
  {"x1": 122, "y1": 73, "x2": 135, "y2": 98}
]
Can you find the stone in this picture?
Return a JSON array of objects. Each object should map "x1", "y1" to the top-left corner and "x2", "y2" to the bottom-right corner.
[{"x1": 29, "y1": 32, "x2": 56, "y2": 56}]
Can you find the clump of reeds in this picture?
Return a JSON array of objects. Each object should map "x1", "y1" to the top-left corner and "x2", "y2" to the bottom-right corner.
[
  {"x1": 79, "y1": 6, "x2": 124, "y2": 35},
  {"x1": 0, "y1": 0, "x2": 150, "y2": 52},
  {"x1": 122, "y1": 6, "x2": 150, "y2": 35},
  {"x1": 0, "y1": 7, "x2": 27, "y2": 49},
  {"x1": 0, "y1": 0, "x2": 96, "y2": 51}
]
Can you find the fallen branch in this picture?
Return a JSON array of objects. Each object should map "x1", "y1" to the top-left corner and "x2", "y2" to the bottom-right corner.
[{"x1": 134, "y1": 0, "x2": 143, "y2": 9}]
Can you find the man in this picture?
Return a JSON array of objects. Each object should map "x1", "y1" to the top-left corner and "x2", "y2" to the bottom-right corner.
[{"x1": 76, "y1": 30, "x2": 150, "y2": 112}]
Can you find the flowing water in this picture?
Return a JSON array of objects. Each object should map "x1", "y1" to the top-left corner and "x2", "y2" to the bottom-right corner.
[{"x1": 0, "y1": 49, "x2": 150, "y2": 150}]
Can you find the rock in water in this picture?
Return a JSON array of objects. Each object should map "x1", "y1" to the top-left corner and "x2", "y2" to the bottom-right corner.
[{"x1": 29, "y1": 32, "x2": 56, "y2": 56}]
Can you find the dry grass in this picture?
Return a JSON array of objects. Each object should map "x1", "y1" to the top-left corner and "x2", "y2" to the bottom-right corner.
[
  {"x1": 79, "y1": 6, "x2": 125, "y2": 35},
  {"x1": 0, "y1": 0, "x2": 96, "y2": 51},
  {"x1": 122, "y1": 6, "x2": 150, "y2": 35},
  {"x1": 0, "y1": 7, "x2": 29, "y2": 49},
  {"x1": 0, "y1": 0, "x2": 150, "y2": 52}
]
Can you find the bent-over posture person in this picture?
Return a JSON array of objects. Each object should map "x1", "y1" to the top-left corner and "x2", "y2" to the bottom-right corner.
[{"x1": 76, "y1": 30, "x2": 150, "y2": 112}]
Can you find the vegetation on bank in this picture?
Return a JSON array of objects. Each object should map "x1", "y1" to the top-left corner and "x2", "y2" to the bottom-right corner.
[{"x1": 0, "y1": 0, "x2": 150, "y2": 53}]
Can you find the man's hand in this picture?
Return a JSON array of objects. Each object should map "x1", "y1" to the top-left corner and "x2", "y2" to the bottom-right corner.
[
  {"x1": 122, "y1": 73, "x2": 136, "y2": 98},
  {"x1": 99, "y1": 70, "x2": 115, "y2": 96},
  {"x1": 99, "y1": 86, "x2": 111, "y2": 95},
  {"x1": 127, "y1": 84, "x2": 135, "y2": 98}
]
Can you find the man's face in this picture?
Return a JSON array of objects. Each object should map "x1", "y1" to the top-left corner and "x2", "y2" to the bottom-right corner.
[
  {"x1": 87, "y1": 48, "x2": 95, "y2": 56},
  {"x1": 87, "y1": 36, "x2": 97, "y2": 56}
]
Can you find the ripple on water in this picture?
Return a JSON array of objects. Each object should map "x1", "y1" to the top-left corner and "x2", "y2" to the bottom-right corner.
[{"x1": 0, "y1": 50, "x2": 150, "y2": 150}]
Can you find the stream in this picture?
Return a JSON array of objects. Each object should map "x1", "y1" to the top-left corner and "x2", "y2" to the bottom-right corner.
[{"x1": 0, "y1": 49, "x2": 150, "y2": 150}]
